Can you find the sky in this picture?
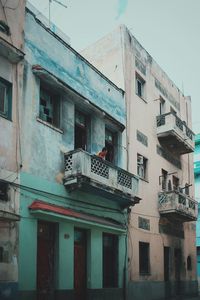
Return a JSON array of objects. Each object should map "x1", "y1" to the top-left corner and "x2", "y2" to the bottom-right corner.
[{"x1": 29, "y1": 0, "x2": 200, "y2": 134}]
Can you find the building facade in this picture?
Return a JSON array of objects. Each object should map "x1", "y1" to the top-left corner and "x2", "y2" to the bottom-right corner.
[
  {"x1": 195, "y1": 134, "x2": 200, "y2": 290},
  {"x1": 18, "y1": 5, "x2": 140, "y2": 300},
  {"x1": 82, "y1": 25, "x2": 198, "y2": 299},
  {"x1": 0, "y1": 1, "x2": 25, "y2": 299}
]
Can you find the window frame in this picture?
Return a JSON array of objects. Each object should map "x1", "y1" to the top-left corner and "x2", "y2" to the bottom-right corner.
[
  {"x1": 137, "y1": 154, "x2": 148, "y2": 180},
  {"x1": 0, "y1": 76, "x2": 12, "y2": 120},
  {"x1": 135, "y1": 72, "x2": 145, "y2": 100},
  {"x1": 74, "y1": 109, "x2": 90, "y2": 151},
  {"x1": 139, "y1": 241, "x2": 150, "y2": 275},
  {"x1": 0, "y1": 182, "x2": 9, "y2": 201},
  {"x1": 39, "y1": 82, "x2": 61, "y2": 129}
]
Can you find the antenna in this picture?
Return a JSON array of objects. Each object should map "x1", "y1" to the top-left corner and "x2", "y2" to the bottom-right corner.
[{"x1": 48, "y1": 0, "x2": 67, "y2": 27}]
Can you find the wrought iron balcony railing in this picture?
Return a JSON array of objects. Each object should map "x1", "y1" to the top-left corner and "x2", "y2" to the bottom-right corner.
[
  {"x1": 64, "y1": 149, "x2": 140, "y2": 208},
  {"x1": 158, "y1": 190, "x2": 197, "y2": 222},
  {"x1": 156, "y1": 113, "x2": 194, "y2": 154}
]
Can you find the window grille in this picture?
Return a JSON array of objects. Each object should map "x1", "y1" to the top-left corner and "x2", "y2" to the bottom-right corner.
[
  {"x1": 65, "y1": 154, "x2": 73, "y2": 171},
  {"x1": 91, "y1": 157, "x2": 109, "y2": 179},
  {"x1": 117, "y1": 170, "x2": 132, "y2": 189}
]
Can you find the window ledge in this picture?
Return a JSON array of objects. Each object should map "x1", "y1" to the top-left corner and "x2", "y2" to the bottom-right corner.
[
  {"x1": 138, "y1": 176, "x2": 149, "y2": 183},
  {"x1": 0, "y1": 114, "x2": 12, "y2": 122},
  {"x1": 36, "y1": 117, "x2": 63, "y2": 134},
  {"x1": 136, "y1": 94, "x2": 148, "y2": 104}
]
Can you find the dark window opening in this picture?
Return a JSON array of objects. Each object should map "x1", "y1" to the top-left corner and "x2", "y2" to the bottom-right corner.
[
  {"x1": 136, "y1": 73, "x2": 145, "y2": 98},
  {"x1": 39, "y1": 85, "x2": 60, "y2": 128},
  {"x1": 0, "y1": 182, "x2": 8, "y2": 201},
  {"x1": 103, "y1": 233, "x2": 118, "y2": 288},
  {"x1": 0, "y1": 247, "x2": 3, "y2": 262},
  {"x1": 161, "y1": 169, "x2": 168, "y2": 190},
  {"x1": 105, "y1": 129, "x2": 116, "y2": 163},
  {"x1": 187, "y1": 255, "x2": 192, "y2": 271},
  {"x1": 164, "y1": 246, "x2": 170, "y2": 281},
  {"x1": 0, "y1": 77, "x2": 12, "y2": 120},
  {"x1": 185, "y1": 183, "x2": 190, "y2": 195},
  {"x1": 139, "y1": 241, "x2": 150, "y2": 275},
  {"x1": 137, "y1": 154, "x2": 148, "y2": 180},
  {"x1": 173, "y1": 176, "x2": 179, "y2": 191},
  {"x1": 74, "y1": 110, "x2": 88, "y2": 150},
  {"x1": 159, "y1": 97, "x2": 165, "y2": 115}
]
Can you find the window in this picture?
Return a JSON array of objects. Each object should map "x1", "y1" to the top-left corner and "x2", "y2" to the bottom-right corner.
[
  {"x1": 0, "y1": 182, "x2": 8, "y2": 201},
  {"x1": 160, "y1": 169, "x2": 168, "y2": 190},
  {"x1": 39, "y1": 84, "x2": 60, "y2": 128},
  {"x1": 172, "y1": 176, "x2": 179, "y2": 191},
  {"x1": 105, "y1": 129, "x2": 117, "y2": 163},
  {"x1": 187, "y1": 255, "x2": 192, "y2": 271},
  {"x1": 159, "y1": 97, "x2": 165, "y2": 115},
  {"x1": 137, "y1": 154, "x2": 147, "y2": 180},
  {"x1": 139, "y1": 242, "x2": 150, "y2": 275},
  {"x1": 184, "y1": 183, "x2": 190, "y2": 195},
  {"x1": 0, "y1": 77, "x2": 12, "y2": 120},
  {"x1": 74, "y1": 110, "x2": 89, "y2": 150},
  {"x1": 135, "y1": 73, "x2": 145, "y2": 99},
  {"x1": 103, "y1": 233, "x2": 118, "y2": 287}
]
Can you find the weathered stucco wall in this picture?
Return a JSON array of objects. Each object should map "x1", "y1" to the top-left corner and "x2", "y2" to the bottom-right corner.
[
  {"x1": 0, "y1": 0, "x2": 25, "y2": 50},
  {"x1": 82, "y1": 24, "x2": 197, "y2": 298},
  {"x1": 22, "y1": 9, "x2": 126, "y2": 181}
]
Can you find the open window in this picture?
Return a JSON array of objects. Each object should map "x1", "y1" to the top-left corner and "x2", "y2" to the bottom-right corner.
[
  {"x1": 105, "y1": 128, "x2": 117, "y2": 164},
  {"x1": 39, "y1": 83, "x2": 60, "y2": 128},
  {"x1": 161, "y1": 169, "x2": 168, "y2": 190},
  {"x1": 137, "y1": 154, "x2": 148, "y2": 180},
  {"x1": 0, "y1": 182, "x2": 8, "y2": 201},
  {"x1": 159, "y1": 97, "x2": 165, "y2": 115},
  {"x1": 74, "y1": 110, "x2": 90, "y2": 151},
  {"x1": 0, "y1": 77, "x2": 12, "y2": 120},
  {"x1": 172, "y1": 175, "x2": 179, "y2": 191},
  {"x1": 135, "y1": 72, "x2": 145, "y2": 99}
]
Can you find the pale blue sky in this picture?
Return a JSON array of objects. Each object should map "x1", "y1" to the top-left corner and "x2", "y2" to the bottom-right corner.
[{"x1": 29, "y1": 0, "x2": 200, "y2": 134}]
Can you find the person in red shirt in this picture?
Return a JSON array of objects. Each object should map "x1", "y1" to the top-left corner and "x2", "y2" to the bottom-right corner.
[{"x1": 97, "y1": 147, "x2": 108, "y2": 159}]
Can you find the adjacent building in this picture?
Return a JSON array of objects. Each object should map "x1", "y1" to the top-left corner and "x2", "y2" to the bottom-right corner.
[
  {"x1": 18, "y1": 4, "x2": 140, "y2": 300},
  {"x1": 0, "y1": 1, "x2": 25, "y2": 299},
  {"x1": 82, "y1": 25, "x2": 198, "y2": 299},
  {"x1": 195, "y1": 134, "x2": 200, "y2": 289}
]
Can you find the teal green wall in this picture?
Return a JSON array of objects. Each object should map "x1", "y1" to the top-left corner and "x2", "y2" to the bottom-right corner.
[
  {"x1": 58, "y1": 223, "x2": 74, "y2": 290},
  {"x1": 19, "y1": 217, "x2": 37, "y2": 290},
  {"x1": 19, "y1": 171, "x2": 127, "y2": 292},
  {"x1": 88, "y1": 229, "x2": 103, "y2": 288}
]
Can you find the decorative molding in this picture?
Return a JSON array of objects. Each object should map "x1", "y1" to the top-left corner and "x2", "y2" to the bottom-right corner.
[
  {"x1": 138, "y1": 216, "x2": 150, "y2": 231},
  {"x1": 135, "y1": 57, "x2": 146, "y2": 76},
  {"x1": 137, "y1": 130, "x2": 148, "y2": 147}
]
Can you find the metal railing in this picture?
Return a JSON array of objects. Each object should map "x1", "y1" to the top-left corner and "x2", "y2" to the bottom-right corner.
[
  {"x1": 158, "y1": 190, "x2": 197, "y2": 221},
  {"x1": 156, "y1": 112, "x2": 194, "y2": 152}
]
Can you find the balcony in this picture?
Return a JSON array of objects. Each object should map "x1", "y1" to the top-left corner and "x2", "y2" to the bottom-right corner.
[
  {"x1": 64, "y1": 149, "x2": 140, "y2": 208},
  {"x1": 158, "y1": 190, "x2": 197, "y2": 222},
  {"x1": 156, "y1": 113, "x2": 194, "y2": 154}
]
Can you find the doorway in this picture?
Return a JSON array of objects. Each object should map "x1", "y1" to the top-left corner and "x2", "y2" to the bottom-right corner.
[
  {"x1": 174, "y1": 248, "x2": 181, "y2": 295},
  {"x1": 74, "y1": 228, "x2": 87, "y2": 300},
  {"x1": 37, "y1": 221, "x2": 56, "y2": 300}
]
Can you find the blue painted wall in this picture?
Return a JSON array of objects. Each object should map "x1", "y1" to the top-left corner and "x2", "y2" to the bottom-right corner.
[{"x1": 19, "y1": 8, "x2": 129, "y2": 299}]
